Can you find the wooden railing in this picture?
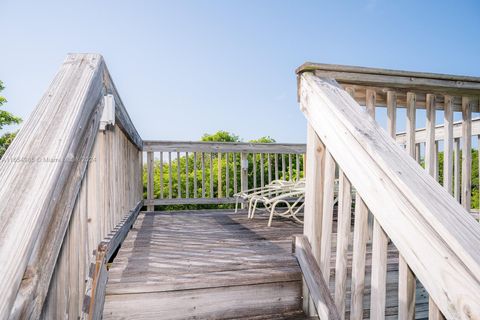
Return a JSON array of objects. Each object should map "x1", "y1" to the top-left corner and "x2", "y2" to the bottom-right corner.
[
  {"x1": 0, "y1": 54, "x2": 143, "y2": 319},
  {"x1": 297, "y1": 65, "x2": 480, "y2": 319},
  {"x1": 143, "y1": 140, "x2": 306, "y2": 210}
]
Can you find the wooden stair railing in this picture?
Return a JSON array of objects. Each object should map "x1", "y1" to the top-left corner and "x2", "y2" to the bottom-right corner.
[
  {"x1": 0, "y1": 54, "x2": 143, "y2": 319},
  {"x1": 143, "y1": 140, "x2": 306, "y2": 210},
  {"x1": 297, "y1": 70, "x2": 480, "y2": 319}
]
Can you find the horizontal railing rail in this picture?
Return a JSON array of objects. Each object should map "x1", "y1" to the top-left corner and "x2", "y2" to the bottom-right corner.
[
  {"x1": 298, "y1": 69, "x2": 480, "y2": 319},
  {"x1": 143, "y1": 141, "x2": 306, "y2": 209}
]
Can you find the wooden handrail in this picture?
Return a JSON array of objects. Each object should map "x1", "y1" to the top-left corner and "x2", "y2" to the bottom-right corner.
[
  {"x1": 0, "y1": 54, "x2": 143, "y2": 319},
  {"x1": 298, "y1": 72, "x2": 480, "y2": 318},
  {"x1": 143, "y1": 140, "x2": 306, "y2": 154}
]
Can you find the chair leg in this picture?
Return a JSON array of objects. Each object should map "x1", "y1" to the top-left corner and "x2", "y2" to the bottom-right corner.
[
  {"x1": 268, "y1": 205, "x2": 275, "y2": 227},
  {"x1": 251, "y1": 199, "x2": 259, "y2": 219}
]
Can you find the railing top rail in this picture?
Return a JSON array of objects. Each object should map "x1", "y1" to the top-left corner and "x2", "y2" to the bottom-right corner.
[
  {"x1": 297, "y1": 62, "x2": 480, "y2": 93},
  {"x1": 142, "y1": 140, "x2": 306, "y2": 154}
]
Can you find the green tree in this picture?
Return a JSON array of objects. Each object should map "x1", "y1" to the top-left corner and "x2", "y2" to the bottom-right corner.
[
  {"x1": 0, "y1": 81, "x2": 22, "y2": 158},
  {"x1": 201, "y1": 130, "x2": 240, "y2": 142}
]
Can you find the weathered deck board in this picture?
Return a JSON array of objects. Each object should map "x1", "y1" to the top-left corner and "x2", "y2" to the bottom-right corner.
[
  {"x1": 103, "y1": 210, "x2": 428, "y2": 319},
  {"x1": 103, "y1": 210, "x2": 305, "y2": 320}
]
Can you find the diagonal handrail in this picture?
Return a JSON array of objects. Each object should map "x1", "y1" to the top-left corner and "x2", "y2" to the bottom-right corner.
[{"x1": 298, "y1": 71, "x2": 480, "y2": 319}]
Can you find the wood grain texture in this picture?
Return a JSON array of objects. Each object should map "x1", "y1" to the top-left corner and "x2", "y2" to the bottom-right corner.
[
  {"x1": 0, "y1": 54, "x2": 106, "y2": 319},
  {"x1": 299, "y1": 72, "x2": 480, "y2": 319},
  {"x1": 293, "y1": 235, "x2": 341, "y2": 320},
  {"x1": 103, "y1": 211, "x2": 304, "y2": 319}
]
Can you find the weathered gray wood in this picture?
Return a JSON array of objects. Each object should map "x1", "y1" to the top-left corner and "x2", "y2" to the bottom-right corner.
[
  {"x1": 0, "y1": 54, "x2": 106, "y2": 319},
  {"x1": 293, "y1": 235, "x2": 341, "y2": 320},
  {"x1": 144, "y1": 197, "x2": 240, "y2": 206},
  {"x1": 349, "y1": 195, "x2": 368, "y2": 320},
  {"x1": 444, "y1": 96, "x2": 454, "y2": 195},
  {"x1": 160, "y1": 152, "x2": 164, "y2": 199},
  {"x1": 218, "y1": 152, "x2": 222, "y2": 198},
  {"x1": 454, "y1": 138, "x2": 461, "y2": 201},
  {"x1": 387, "y1": 91, "x2": 397, "y2": 137},
  {"x1": 462, "y1": 97, "x2": 472, "y2": 210},
  {"x1": 104, "y1": 211, "x2": 304, "y2": 320},
  {"x1": 143, "y1": 141, "x2": 306, "y2": 154},
  {"x1": 202, "y1": 152, "x2": 206, "y2": 198},
  {"x1": 147, "y1": 152, "x2": 154, "y2": 211},
  {"x1": 82, "y1": 201, "x2": 143, "y2": 320},
  {"x1": 425, "y1": 94, "x2": 436, "y2": 176},
  {"x1": 298, "y1": 72, "x2": 480, "y2": 319},
  {"x1": 320, "y1": 151, "x2": 336, "y2": 284},
  {"x1": 185, "y1": 152, "x2": 189, "y2": 198},
  {"x1": 297, "y1": 62, "x2": 480, "y2": 99},
  {"x1": 210, "y1": 153, "x2": 214, "y2": 198},
  {"x1": 177, "y1": 152, "x2": 181, "y2": 198},
  {"x1": 303, "y1": 124, "x2": 325, "y2": 316},
  {"x1": 193, "y1": 152, "x2": 197, "y2": 198},
  {"x1": 405, "y1": 93, "x2": 416, "y2": 156},
  {"x1": 396, "y1": 118, "x2": 480, "y2": 144},
  {"x1": 335, "y1": 171, "x2": 352, "y2": 317},
  {"x1": 168, "y1": 152, "x2": 173, "y2": 199}
]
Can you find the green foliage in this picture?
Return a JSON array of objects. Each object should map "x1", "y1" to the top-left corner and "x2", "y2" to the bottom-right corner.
[
  {"x1": 144, "y1": 130, "x2": 304, "y2": 211},
  {"x1": 201, "y1": 131, "x2": 240, "y2": 142},
  {"x1": 249, "y1": 136, "x2": 276, "y2": 143},
  {"x1": 0, "y1": 81, "x2": 22, "y2": 158}
]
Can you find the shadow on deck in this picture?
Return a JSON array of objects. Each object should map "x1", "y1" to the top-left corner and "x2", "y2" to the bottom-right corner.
[{"x1": 103, "y1": 210, "x2": 308, "y2": 320}]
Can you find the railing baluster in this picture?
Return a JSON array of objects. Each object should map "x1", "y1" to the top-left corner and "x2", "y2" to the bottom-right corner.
[
  {"x1": 399, "y1": 93, "x2": 416, "y2": 320},
  {"x1": 370, "y1": 220, "x2": 388, "y2": 320},
  {"x1": 434, "y1": 141, "x2": 439, "y2": 181},
  {"x1": 366, "y1": 88, "x2": 376, "y2": 118},
  {"x1": 319, "y1": 151, "x2": 335, "y2": 284},
  {"x1": 268, "y1": 153, "x2": 272, "y2": 183},
  {"x1": 429, "y1": 297, "x2": 445, "y2": 320},
  {"x1": 334, "y1": 170, "x2": 352, "y2": 316},
  {"x1": 350, "y1": 195, "x2": 368, "y2": 320},
  {"x1": 241, "y1": 152, "x2": 248, "y2": 207},
  {"x1": 177, "y1": 152, "x2": 181, "y2": 198},
  {"x1": 217, "y1": 152, "x2": 222, "y2": 198},
  {"x1": 282, "y1": 154, "x2": 286, "y2": 179},
  {"x1": 303, "y1": 125, "x2": 326, "y2": 315},
  {"x1": 454, "y1": 138, "x2": 460, "y2": 201},
  {"x1": 260, "y1": 153, "x2": 265, "y2": 187},
  {"x1": 425, "y1": 94, "x2": 436, "y2": 176},
  {"x1": 225, "y1": 152, "x2": 229, "y2": 197},
  {"x1": 233, "y1": 153, "x2": 237, "y2": 195},
  {"x1": 387, "y1": 91, "x2": 397, "y2": 137},
  {"x1": 444, "y1": 96, "x2": 454, "y2": 195},
  {"x1": 210, "y1": 153, "x2": 214, "y2": 198},
  {"x1": 201, "y1": 152, "x2": 206, "y2": 198},
  {"x1": 169, "y1": 152, "x2": 173, "y2": 199},
  {"x1": 147, "y1": 151, "x2": 154, "y2": 211},
  {"x1": 462, "y1": 96, "x2": 472, "y2": 210},
  {"x1": 275, "y1": 154, "x2": 279, "y2": 180},
  {"x1": 193, "y1": 152, "x2": 197, "y2": 198},
  {"x1": 160, "y1": 152, "x2": 164, "y2": 199},
  {"x1": 289, "y1": 154, "x2": 293, "y2": 181},
  {"x1": 185, "y1": 152, "x2": 189, "y2": 198},
  {"x1": 253, "y1": 153, "x2": 257, "y2": 189},
  {"x1": 406, "y1": 93, "x2": 416, "y2": 157}
]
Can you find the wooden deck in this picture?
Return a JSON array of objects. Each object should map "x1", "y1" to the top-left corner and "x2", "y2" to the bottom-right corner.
[
  {"x1": 102, "y1": 209, "x2": 430, "y2": 319},
  {"x1": 103, "y1": 210, "x2": 308, "y2": 319}
]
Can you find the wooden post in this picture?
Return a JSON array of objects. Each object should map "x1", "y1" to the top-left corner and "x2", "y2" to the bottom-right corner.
[{"x1": 303, "y1": 124, "x2": 325, "y2": 316}]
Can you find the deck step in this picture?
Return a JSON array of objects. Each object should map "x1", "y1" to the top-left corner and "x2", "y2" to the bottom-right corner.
[{"x1": 103, "y1": 210, "x2": 304, "y2": 320}]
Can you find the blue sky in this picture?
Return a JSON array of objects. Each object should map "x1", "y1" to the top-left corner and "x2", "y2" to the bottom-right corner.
[{"x1": 1, "y1": 0, "x2": 480, "y2": 142}]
